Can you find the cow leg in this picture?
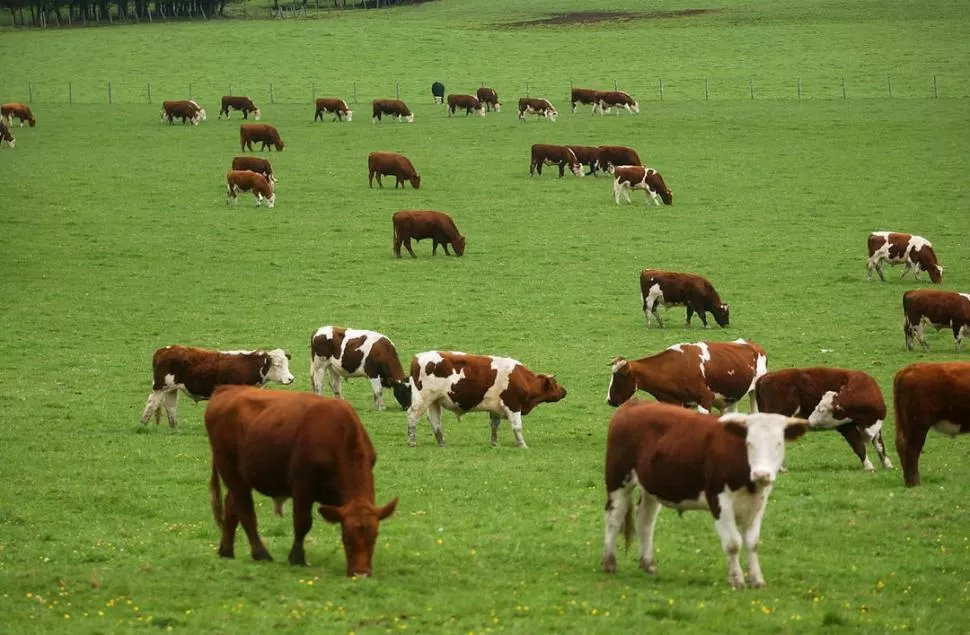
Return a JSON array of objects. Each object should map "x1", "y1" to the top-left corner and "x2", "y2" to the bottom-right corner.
[
  {"x1": 232, "y1": 488, "x2": 272, "y2": 561},
  {"x1": 740, "y1": 500, "x2": 768, "y2": 587},
  {"x1": 602, "y1": 481, "x2": 633, "y2": 573},
  {"x1": 651, "y1": 303, "x2": 664, "y2": 328},
  {"x1": 489, "y1": 413, "x2": 502, "y2": 447},
  {"x1": 558, "y1": 162, "x2": 566, "y2": 178},
  {"x1": 218, "y1": 491, "x2": 239, "y2": 558},
  {"x1": 914, "y1": 321, "x2": 930, "y2": 351},
  {"x1": 406, "y1": 400, "x2": 426, "y2": 447},
  {"x1": 443, "y1": 243, "x2": 452, "y2": 256},
  {"x1": 899, "y1": 262, "x2": 912, "y2": 280},
  {"x1": 952, "y1": 324, "x2": 964, "y2": 350},
  {"x1": 329, "y1": 372, "x2": 342, "y2": 399},
  {"x1": 712, "y1": 498, "x2": 745, "y2": 588},
  {"x1": 404, "y1": 238, "x2": 417, "y2": 258},
  {"x1": 635, "y1": 493, "x2": 661, "y2": 574},
  {"x1": 161, "y1": 390, "x2": 179, "y2": 427},
  {"x1": 140, "y1": 390, "x2": 164, "y2": 425},
  {"x1": 370, "y1": 377, "x2": 385, "y2": 411},
  {"x1": 837, "y1": 423, "x2": 874, "y2": 471},
  {"x1": 431, "y1": 240, "x2": 439, "y2": 256},
  {"x1": 368, "y1": 170, "x2": 375, "y2": 188},
  {"x1": 426, "y1": 401, "x2": 447, "y2": 447},
  {"x1": 309, "y1": 360, "x2": 326, "y2": 395},
  {"x1": 613, "y1": 180, "x2": 622, "y2": 205},
  {"x1": 623, "y1": 186, "x2": 633, "y2": 204},
  {"x1": 695, "y1": 305, "x2": 709, "y2": 328},
  {"x1": 685, "y1": 305, "x2": 694, "y2": 327},
  {"x1": 508, "y1": 411, "x2": 528, "y2": 449},
  {"x1": 898, "y1": 427, "x2": 928, "y2": 487},
  {"x1": 904, "y1": 319, "x2": 915, "y2": 351},
  {"x1": 863, "y1": 420, "x2": 893, "y2": 469},
  {"x1": 375, "y1": 173, "x2": 384, "y2": 188},
  {"x1": 287, "y1": 487, "x2": 313, "y2": 566}
]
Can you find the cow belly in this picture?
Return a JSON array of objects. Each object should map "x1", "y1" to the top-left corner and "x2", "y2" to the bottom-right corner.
[
  {"x1": 656, "y1": 491, "x2": 709, "y2": 512},
  {"x1": 439, "y1": 389, "x2": 508, "y2": 417},
  {"x1": 933, "y1": 420, "x2": 965, "y2": 437}
]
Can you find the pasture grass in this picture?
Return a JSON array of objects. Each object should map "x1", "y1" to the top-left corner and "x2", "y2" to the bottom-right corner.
[{"x1": 1, "y1": 0, "x2": 970, "y2": 633}]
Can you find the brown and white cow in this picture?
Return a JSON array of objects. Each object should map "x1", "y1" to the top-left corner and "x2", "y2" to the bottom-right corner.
[
  {"x1": 372, "y1": 98, "x2": 414, "y2": 123},
  {"x1": 754, "y1": 367, "x2": 892, "y2": 471},
  {"x1": 205, "y1": 386, "x2": 398, "y2": 575},
  {"x1": 607, "y1": 339, "x2": 768, "y2": 413},
  {"x1": 392, "y1": 210, "x2": 465, "y2": 258},
  {"x1": 310, "y1": 326, "x2": 411, "y2": 410},
  {"x1": 406, "y1": 351, "x2": 567, "y2": 448},
  {"x1": 476, "y1": 87, "x2": 501, "y2": 112},
  {"x1": 160, "y1": 100, "x2": 205, "y2": 125},
  {"x1": 368, "y1": 152, "x2": 420, "y2": 189},
  {"x1": 240, "y1": 123, "x2": 284, "y2": 152},
  {"x1": 602, "y1": 401, "x2": 807, "y2": 588},
  {"x1": 567, "y1": 145, "x2": 602, "y2": 176},
  {"x1": 314, "y1": 97, "x2": 353, "y2": 122},
  {"x1": 0, "y1": 121, "x2": 14, "y2": 148},
  {"x1": 517, "y1": 97, "x2": 558, "y2": 122},
  {"x1": 903, "y1": 289, "x2": 970, "y2": 351},
  {"x1": 598, "y1": 145, "x2": 642, "y2": 169},
  {"x1": 570, "y1": 87, "x2": 602, "y2": 113},
  {"x1": 639, "y1": 269, "x2": 729, "y2": 328},
  {"x1": 446, "y1": 94, "x2": 485, "y2": 117},
  {"x1": 1, "y1": 102, "x2": 36, "y2": 127},
  {"x1": 219, "y1": 96, "x2": 261, "y2": 120},
  {"x1": 866, "y1": 232, "x2": 943, "y2": 283},
  {"x1": 140, "y1": 345, "x2": 294, "y2": 428},
  {"x1": 530, "y1": 144, "x2": 584, "y2": 178},
  {"x1": 611, "y1": 165, "x2": 672, "y2": 206},
  {"x1": 894, "y1": 361, "x2": 970, "y2": 487},
  {"x1": 226, "y1": 170, "x2": 276, "y2": 208},
  {"x1": 231, "y1": 156, "x2": 277, "y2": 183},
  {"x1": 596, "y1": 90, "x2": 640, "y2": 115}
]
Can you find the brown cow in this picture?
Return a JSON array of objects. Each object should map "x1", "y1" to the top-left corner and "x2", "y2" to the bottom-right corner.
[
  {"x1": 140, "y1": 345, "x2": 293, "y2": 427},
  {"x1": 570, "y1": 87, "x2": 602, "y2": 113},
  {"x1": 598, "y1": 145, "x2": 642, "y2": 169},
  {"x1": 392, "y1": 210, "x2": 465, "y2": 258},
  {"x1": 368, "y1": 152, "x2": 420, "y2": 189},
  {"x1": 596, "y1": 90, "x2": 640, "y2": 115},
  {"x1": 227, "y1": 170, "x2": 276, "y2": 208},
  {"x1": 894, "y1": 361, "x2": 970, "y2": 486},
  {"x1": 607, "y1": 339, "x2": 768, "y2": 412},
  {"x1": 314, "y1": 97, "x2": 353, "y2": 122},
  {"x1": 476, "y1": 87, "x2": 501, "y2": 112},
  {"x1": 866, "y1": 232, "x2": 943, "y2": 283},
  {"x1": 602, "y1": 401, "x2": 807, "y2": 588},
  {"x1": 903, "y1": 289, "x2": 970, "y2": 351},
  {"x1": 219, "y1": 96, "x2": 261, "y2": 120},
  {"x1": 372, "y1": 99, "x2": 414, "y2": 123},
  {"x1": 0, "y1": 121, "x2": 14, "y2": 148},
  {"x1": 160, "y1": 100, "x2": 205, "y2": 125},
  {"x1": 639, "y1": 269, "x2": 729, "y2": 328},
  {"x1": 611, "y1": 165, "x2": 672, "y2": 205},
  {"x1": 231, "y1": 156, "x2": 277, "y2": 183},
  {"x1": 406, "y1": 351, "x2": 566, "y2": 448},
  {"x1": 754, "y1": 367, "x2": 892, "y2": 471},
  {"x1": 446, "y1": 94, "x2": 485, "y2": 117},
  {"x1": 310, "y1": 326, "x2": 412, "y2": 410},
  {"x1": 205, "y1": 386, "x2": 398, "y2": 575},
  {"x1": 517, "y1": 97, "x2": 558, "y2": 122},
  {"x1": 566, "y1": 145, "x2": 602, "y2": 176},
  {"x1": 530, "y1": 144, "x2": 584, "y2": 178},
  {"x1": 1, "y1": 102, "x2": 36, "y2": 127},
  {"x1": 240, "y1": 123, "x2": 284, "y2": 152}
]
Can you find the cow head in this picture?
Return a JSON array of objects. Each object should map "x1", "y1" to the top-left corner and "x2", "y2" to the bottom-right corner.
[
  {"x1": 344, "y1": 110, "x2": 354, "y2": 122},
  {"x1": 713, "y1": 304, "x2": 730, "y2": 327},
  {"x1": 260, "y1": 349, "x2": 294, "y2": 385},
  {"x1": 719, "y1": 413, "x2": 808, "y2": 486},
  {"x1": 266, "y1": 193, "x2": 276, "y2": 209},
  {"x1": 392, "y1": 380, "x2": 413, "y2": 410},
  {"x1": 807, "y1": 391, "x2": 852, "y2": 429},
  {"x1": 494, "y1": 102, "x2": 502, "y2": 112},
  {"x1": 274, "y1": 138, "x2": 285, "y2": 152},
  {"x1": 253, "y1": 109, "x2": 262, "y2": 121},
  {"x1": 538, "y1": 373, "x2": 567, "y2": 403},
  {"x1": 476, "y1": 105, "x2": 486, "y2": 117},
  {"x1": 319, "y1": 497, "x2": 398, "y2": 577},
  {"x1": 409, "y1": 175, "x2": 421, "y2": 189},
  {"x1": 927, "y1": 264, "x2": 943, "y2": 284},
  {"x1": 629, "y1": 101, "x2": 641, "y2": 114},
  {"x1": 606, "y1": 357, "x2": 635, "y2": 407},
  {"x1": 546, "y1": 109, "x2": 558, "y2": 122},
  {"x1": 453, "y1": 235, "x2": 466, "y2": 257},
  {"x1": 569, "y1": 162, "x2": 585, "y2": 178}
]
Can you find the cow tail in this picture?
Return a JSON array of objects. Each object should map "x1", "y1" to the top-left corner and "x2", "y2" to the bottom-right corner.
[
  {"x1": 621, "y1": 491, "x2": 634, "y2": 553},
  {"x1": 392, "y1": 217, "x2": 399, "y2": 250},
  {"x1": 209, "y1": 462, "x2": 223, "y2": 529}
]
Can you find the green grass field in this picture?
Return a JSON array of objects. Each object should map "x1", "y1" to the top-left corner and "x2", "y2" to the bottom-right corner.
[{"x1": 1, "y1": 1, "x2": 969, "y2": 632}]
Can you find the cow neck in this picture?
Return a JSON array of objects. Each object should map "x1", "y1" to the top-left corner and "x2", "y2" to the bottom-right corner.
[{"x1": 334, "y1": 433, "x2": 376, "y2": 503}]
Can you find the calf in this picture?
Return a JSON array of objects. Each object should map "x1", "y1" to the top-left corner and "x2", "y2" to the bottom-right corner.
[
  {"x1": 530, "y1": 144, "x2": 584, "y2": 178},
  {"x1": 393, "y1": 210, "x2": 465, "y2": 258},
  {"x1": 903, "y1": 289, "x2": 970, "y2": 351},
  {"x1": 754, "y1": 367, "x2": 892, "y2": 471},
  {"x1": 476, "y1": 87, "x2": 501, "y2": 112},
  {"x1": 219, "y1": 95, "x2": 261, "y2": 120},
  {"x1": 231, "y1": 156, "x2": 277, "y2": 183},
  {"x1": 570, "y1": 87, "x2": 602, "y2": 113},
  {"x1": 866, "y1": 231, "x2": 943, "y2": 283},
  {"x1": 447, "y1": 94, "x2": 485, "y2": 117},
  {"x1": 431, "y1": 82, "x2": 445, "y2": 104},
  {"x1": 314, "y1": 97, "x2": 353, "y2": 122},
  {"x1": 602, "y1": 401, "x2": 807, "y2": 588},
  {"x1": 160, "y1": 100, "x2": 205, "y2": 125},
  {"x1": 406, "y1": 351, "x2": 567, "y2": 448},
  {"x1": 140, "y1": 345, "x2": 293, "y2": 428},
  {"x1": 240, "y1": 123, "x2": 285, "y2": 152},
  {"x1": 894, "y1": 361, "x2": 970, "y2": 486},
  {"x1": 310, "y1": 326, "x2": 412, "y2": 411},
  {"x1": 611, "y1": 165, "x2": 672, "y2": 206},
  {"x1": 598, "y1": 145, "x2": 642, "y2": 169},
  {"x1": 227, "y1": 170, "x2": 276, "y2": 208},
  {"x1": 639, "y1": 269, "x2": 729, "y2": 328},
  {"x1": 373, "y1": 98, "x2": 414, "y2": 123},
  {"x1": 1, "y1": 102, "x2": 36, "y2": 127},
  {"x1": 567, "y1": 145, "x2": 601, "y2": 176},
  {"x1": 596, "y1": 90, "x2": 640, "y2": 115},
  {"x1": 205, "y1": 386, "x2": 398, "y2": 575},
  {"x1": 607, "y1": 339, "x2": 767, "y2": 413},
  {"x1": 0, "y1": 121, "x2": 14, "y2": 148},
  {"x1": 368, "y1": 152, "x2": 420, "y2": 189},
  {"x1": 518, "y1": 97, "x2": 558, "y2": 122}
]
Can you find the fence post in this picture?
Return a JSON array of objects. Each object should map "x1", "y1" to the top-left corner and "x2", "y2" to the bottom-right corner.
[
  {"x1": 353, "y1": 81, "x2": 358, "y2": 104},
  {"x1": 704, "y1": 78, "x2": 708, "y2": 101},
  {"x1": 270, "y1": 82, "x2": 275, "y2": 104},
  {"x1": 312, "y1": 82, "x2": 316, "y2": 101},
  {"x1": 525, "y1": 82, "x2": 529, "y2": 97},
  {"x1": 395, "y1": 81, "x2": 399, "y2": 100},
  {"x1": 28, "y1": 81, "x2": 32, "y2": 103},
  {"x1": 797, "y1": 78, "x2": 801, "y2": 100},
  {"x1": 108, "y1": 81, "x2": 112, "y2": 104},
  {"x1": 749, "y1": 78, "x2": 754, "y2": 100},
  {"x1": 147, "y1": 81, "x2": 151, "y2": 104},
  {"x1": 841, "y1": 76, "x2": 846, "y2": 99},
  {"x1": 659, "y1": 78, "x2": 664, "y2": 102},
  {"x1": 933, "y1": 75, "x2": 938, "y2": 98},
  {"x1": 888, "y1": 76, "x2": 893, "y2": 98},
  {"x1": 613, "y1": 79, "x2": 618, "y2": 92},
  {"x1": 229, "y1": 83, "x2": 232, "y2": 96},
  {"x1": 188, "y1": 83, "x2": 192, "y2": 99},
  {"x1": 69, "y1": 82, "x2": 73, "y2": 104}
]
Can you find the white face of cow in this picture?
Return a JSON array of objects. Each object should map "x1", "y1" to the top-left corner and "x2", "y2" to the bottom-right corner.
[
  {"x1": 253, "y1": 109, "x2": 262, "y2": 121},
  {"x1": 546, "y1": 109, "x2": 558, "y2": 122},
  {"x1": 405, "y1": 113, "x2": 415, "y2": 123},
  {"x1": 476, "y1": 105, "x2": 486, "y2": 117},
  {"x1": 344, "y1": 110, "x2": 353, "y2": 122},
  {"x1": 263, "y1": 349, "x2": 294, "y2": 384},
  {"x1": 266, "y1": 193, "x2": 276, "y2": 209},
  {"x1": 807, "y1": 391, "x2": 851, "y2": 429},
  {"x1": 719, "y1": 413, "x2": 808, "y2": 486}
]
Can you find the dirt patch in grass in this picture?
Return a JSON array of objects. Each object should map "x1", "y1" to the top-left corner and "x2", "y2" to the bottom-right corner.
[{"x1": 504, "y1": 9, "x2": 715, "y2": 28}]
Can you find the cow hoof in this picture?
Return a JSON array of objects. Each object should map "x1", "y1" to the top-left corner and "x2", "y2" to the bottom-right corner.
[
  {"x1": 252, "y1": 550, "x2": 274, "y2": 562},
  {"x1": 218, "y1": 548, "x2": 235, "y2": 559},
  {"x1": 288, "y1": 555, "x2": 307, "y2": 566},
  {"x1": 602, "y1": 554, "x2": 617, "y2": 574},
  {"x1": 728, "y1": 576, "x2": 745, "y2": 589},
  {"x1": 639, "y1": 559, "x2": 657, "y2": 575},
  {"x1": 748, "y1": 578, "x2": 766, "y2": 589},
  {"x1": 408, "y1": 440, "x2": 417, "y2": 448}
]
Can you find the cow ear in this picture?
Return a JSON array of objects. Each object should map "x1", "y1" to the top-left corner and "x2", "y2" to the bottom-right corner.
[
  {"x1": 723, "y1": 422, "x2": 748, "y2": 438},
  {"x1": 718, "y1": 412, "x2": 749, "y2": 425},
  {"x1": 378, "y1": 497, "x2": 399, "y2": 521},
  {"x1": 784, "y1": 420, "x2": 809, "y2": 441},
  {"x1": 285, "y1": 351, "x2": 292, "y2": 360},
  {"x1": 318, "y1": 504, "x2": 344, "y2": 524}
]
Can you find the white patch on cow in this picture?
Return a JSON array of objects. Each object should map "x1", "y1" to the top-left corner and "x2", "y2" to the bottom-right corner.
[
  {"x1": 695, "y1": 342, "x2": 711, "y2": 378},
  {"x1": 253, "y1": 109, "x2": 262, "y2": 121},
  {"x1": 163, "y1": 373, "x2": 178, "y2": 388},
  {"x1": 864, "y1": 419, "x2": 883, "y2": 441},
  {"x1": 719, "y1": 412, "x2": 797, "y2": 485},
  {"x1": 666, "y1": 344, "x2": 684, "y2": 353},
  {"x1": 747, "y1": 353, "x2": 769, "y2": 395},
  {"x1": 405, "y1": 113, "x2": 415, "y2": 123},
  {"x1": 909, "y1": 235, "x2": 931, "y2": 252},
  {"x1": 266, "y1": 193, "x2": 276, "y2": 208},
  {"x1": 934, "y1": 420, "x2": 962, "y2": 437},
  {"x1": 808, "y1": 391, "x2": 852, "y2": 429},
  {"x1": 262, "y1": 349, "x2": 294, "y2": 385},
  {"x1": 656, "y1": 489, "x2": 709, "y2": 512},
  {"x1": 344, "y1": 110, "x2": 353, "y2": 122},
  {"x1": 311, "y1": 328, "x2": 394, "y2": 403},
  {"x1": 219, "y1": 350, "x2": 253, "y2": 355},
  {"x1": 494, "y1": 103, "x2": 502, "y2": 112}
]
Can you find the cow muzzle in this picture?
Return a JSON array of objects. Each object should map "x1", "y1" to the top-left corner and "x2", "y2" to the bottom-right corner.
[{"x1": 750, "y1": 470, "x2": 774, "y2": 486}]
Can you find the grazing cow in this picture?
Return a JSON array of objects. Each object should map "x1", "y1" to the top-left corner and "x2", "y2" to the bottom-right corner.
[
  {"x1": 368, "y1": 152, "x2": 421, "y2": 189},
  {"x1": 1, "y1": 102, "x2": 36, "y2": 127},
  {"x1": 219, "y1": 96, "x2": 261, "y2": 120},
  {"x1": 231, "y1": 156, "x2": 277, "y2": 183},
  {"x1": 205, "y1": 386, "x2": 398, "y2": 575},
  {"x1": 866, "y1": 232, "x2": 943, "y2": 283},
  {"x1": 140, "y1": 345, "x2": 293, "y2": 428},
  {"x1": 639, "y1": 269, "x2": 729, "y2": 328},
  {"x1": 611, "y1": 165, "x2": 672, "y2": 206},
  {"x1": 392, "y1": 210, "x2": 465, "y2": 258},
  {"x1": 447, "y1": 94, "x2": 485, "y2": 117},
  {"x1": 160, "y1": 100, "x2": 205, "y2": 125},
  {"x1": 0, "y1": 121, "x2": 14, "y2": 148},
  {"x1": 570, "y1": 87, "x2": 602, "y2": 113},
  {"x1": 431, "y1": 81, "x2": 445, "y2": 104},
  {"x1": 226, "y1": 170, "x2": 276, "y2": 208},
  {"x1": 314, "y1": 97, "x2": 353, "y2": 122},
  {"x1": 596, "y1": 90, "x2": 640, "y2": 114},
  {"x1": 602, "y1": 401, "x2": 808, "y2": 588},
  {"x1": 567, "y1": 145, "x2": 601, "y2": 176},
  {"x1": 372, "y1": 99, "x2": 414, "y2": 123},
  {"x1": 894, "y1": 361, "x2": 970, "y2": 486},
  {"x1": 310, "y1": 326, "x2": 412, "y2": 411},
  {"x1": 240, "y1": 123, "x2": 285, "y2": 152},
  {"x1": 754, "y1": 367, "x2": 892, "y2": 471},
  {"x1": 476, "y1": 87, "x2": 501, "y2": 112},
  {"x1": 406, "y1": 351, "x2": 567, "y2": 448},
  {"x1": 902, "y1": 289, "x2": 970, "y2": 351},
  {"x1": 607, "y1": 339, "x2": 768, "y2": 412},
  {"x1": 517, "y1": 97, "x2": 558, "y2": 122},
  {"x1": 530, "y1": 144, "x2": 584, "y2": 178},
  {"x1": 598, "y1": 145, "x2": 642, "y2": 170}
]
